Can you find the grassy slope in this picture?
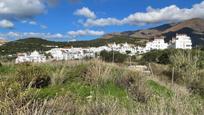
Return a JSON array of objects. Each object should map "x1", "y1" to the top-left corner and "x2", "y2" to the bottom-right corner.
[{"x1": 0, "y1": 60, "x2": 203, "y2": 114}]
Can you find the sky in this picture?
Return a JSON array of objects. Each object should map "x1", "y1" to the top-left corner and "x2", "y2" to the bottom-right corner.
[{"x1": 0, "y1": 0, "x2": 204, "y2": 41}]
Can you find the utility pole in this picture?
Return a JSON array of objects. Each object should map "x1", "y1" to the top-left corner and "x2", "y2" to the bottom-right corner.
[
  {"x1": 112, "y1": 48, "x2": 114, "y2": 63},
  {"x1": 171, "y1": 67, "x2": 174, "y2": 86}
]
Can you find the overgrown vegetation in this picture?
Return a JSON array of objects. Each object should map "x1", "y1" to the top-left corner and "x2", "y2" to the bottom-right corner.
[
  {"x1": 0, "y1": 57, "x2": 203, "y2": 114},
  {"x1": 100, "y1": 50, "x2": 128, "y2": 63},
  {"x1": 141, "y1": 49, "x2": 204, "y2": 66}
]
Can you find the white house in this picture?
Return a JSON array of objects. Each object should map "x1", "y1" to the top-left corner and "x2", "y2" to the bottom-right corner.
[
  {"x1": 136, "y1": 46, "x2": 147, "y2": 54},
  {"x1": 145, "y1": 38, "x2": 169, "y2": 51},
  {"x1": 15, "y1": 51, "x2": 46, "y2": 63},
  {"x1": 46, "y1": 48, "x2": 64, "y2": 60},
  {"x1": 172, "y1": 34, "x2": 192, "y2": 49},
  {"x1": 108, "y1": 42, "x2": 138, "y2": 55},
  {"x1": 15, "y1": 53, "x2": 29, "y2": 63},
  {"x1": 46, "y1": 47, "x2": 96, "y2": 61}
]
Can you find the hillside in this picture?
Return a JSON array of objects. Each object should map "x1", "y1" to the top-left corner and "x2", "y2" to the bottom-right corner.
[
  {"x1": 0, "y1": 38, "x2": 67, "y2": 55},
  {"x1": 0, "y1": 36, "x2": 147, "y2": 55},
  {"x1": 163, "y1": 18, "x2": 204, "y2": 33},
  {"x1": 102, "y1": 18, "x2": 204, "y2": 46},
  {"x1": 1, "y1": 18, "x2": 204, "y2": 56}
]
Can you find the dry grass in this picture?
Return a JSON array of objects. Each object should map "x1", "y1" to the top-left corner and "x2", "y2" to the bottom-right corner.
[{"x1": 0, "y1": 59, "x2": 203, "y2": 115}]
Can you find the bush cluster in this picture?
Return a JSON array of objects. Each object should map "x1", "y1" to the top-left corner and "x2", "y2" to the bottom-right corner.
[
  {"x1": 141, "y1": 49, "x2": 204, "y2": 67},
  {"x1": 16, "y1": 65, "x2": 51, "y2": 88},
  {"x1": 100, "y1": 50, "x2": 128, "y2": 63}
]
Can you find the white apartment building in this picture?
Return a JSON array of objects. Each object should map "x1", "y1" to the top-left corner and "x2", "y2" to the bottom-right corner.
[
  {"x1": 174, "y1": 34, "x2": 192, "y2": 49},
  {"x1": 15, "y1": 51, "x2": 46, "y2": 63},
  {"x1": 145, "y1": 39, "x2": 169, "y2": 51}
]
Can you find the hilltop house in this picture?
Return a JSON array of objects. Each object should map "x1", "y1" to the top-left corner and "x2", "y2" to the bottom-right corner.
[
  {"x1": 169, "y1": 34, "x2": 192, "y2": 49},
  {"x1": 15, "y1": 51, "x2": 46, "y2": 63}
]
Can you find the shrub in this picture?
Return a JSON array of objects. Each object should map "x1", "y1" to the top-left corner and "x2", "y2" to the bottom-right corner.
[
  {"x1": 115, "y1": 71, "x2": 137, "y2": 89},
  {"x1": 142, "y1": 50, "x2": 162, "y2": 63},
  {"x1": 85, "y1": 96, "x2": 127, "y2": 115},
  {"x1": 83, "y1": 61, "x2": 115, "y2": 85},
  {"x1": 129, "y1": 84, "x2": 150, "y2": 103},
  {"x1": 67, "y1": 63, "x2": 89, "y2": 81},
  {"x1": 141, "y1": 49, "x2": 204, "y2": 67},
  {"x1": 115, "y1": 71, "x2": 151, "y2": 103},
  {"x1": 170, "y1": 50, "x2": 198, "y2": 84},
  {"x1": 141, "y1": 49, "x2": 176, "y2": 64},
  {"x1": 189, "y1": 71, "x2": 204, "y2": 96},
  {"x1": 100, "y1": 50, "x2": 128, "y2": 63},
  {"x1": 50, "y1": 66, "x2": 68, "y2": 85},
  {"x1": 190, "y1": 80, "x2": 204, "y2": 96},
  {"x1": 16, "y1": 65, "x2": 51, "y2": 88}
]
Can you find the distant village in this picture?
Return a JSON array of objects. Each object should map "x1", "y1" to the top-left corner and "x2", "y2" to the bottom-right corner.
[{"x1": 15, "y1": 34, "x2": 192, "y2": 63}]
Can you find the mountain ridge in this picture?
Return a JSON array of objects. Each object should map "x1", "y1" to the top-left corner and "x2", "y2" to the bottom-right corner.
[{"x1": 101, "y1": 18, "x2": 204, "y2": 46}]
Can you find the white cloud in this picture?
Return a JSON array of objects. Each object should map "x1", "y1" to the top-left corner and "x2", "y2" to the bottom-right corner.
[
  {"x1": 29, "y1": 21, "x2": 37, "y2": 25},
  {"x1": 0, "y1": 19, "x2": 14, "y2": 29},
  {"x1": 68, "y1": 29, "x2": 105, "y2": 37},
  {"x1": 0, "y1": 32, "x2": 66, "y2": 40},
  {"x1": 0, "y1": 0, "x2": 46, "y2": 29},
  {"x1": 122, "y1": 2, "x2": 204, "y2": 25},
  {"x1": 0, "y1": 0, "x2": 45, "y2": 19},
  {"x1": 21, "y1": 32, "x2": 65, "y2": 39},
  {"x1": 40, "y1": 25, "x2": 48, "y2": 29},
  {"x1": 21, "y1": 20, "x2": 47, "y2": 29},
  {"x1": 84, "y1": 18, "x2": 122, "y2": 27},
  {"x1": 84, "y1": 1, "x2": 204, "y2": 27},
  {"x1": 21, "y1": 20, "x2": 27, "y2": 23},
  {"x1": 74, "y1": 7, "x2": 96, "y2": 19},
  {"x1": 0, "y1": 30, "x2": 105, "y2": 41}
]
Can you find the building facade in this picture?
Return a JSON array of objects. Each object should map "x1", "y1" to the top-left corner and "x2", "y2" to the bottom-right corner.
[
  {"x1": 169, "y1": 34, "x2": 192, "y2": 49},
  {"x1": 15, "y1": 51, "x2": 46, "y2": 63},
  {"x1": 145, "y1": 39, "x2": 169, "y2": 51}
]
